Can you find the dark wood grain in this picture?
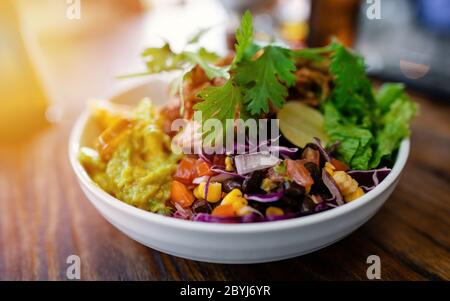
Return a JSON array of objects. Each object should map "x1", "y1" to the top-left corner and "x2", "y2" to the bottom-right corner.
[{"x1": 0, "y1": 7, "x2": 449, "y2": 281}]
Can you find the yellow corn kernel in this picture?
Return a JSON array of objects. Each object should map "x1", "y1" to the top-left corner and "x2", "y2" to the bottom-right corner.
[
  {"x1": 196, "y1": 182, "x2": 222, "y2": 203},
  {"x1": 261, "y1": 178, "x2": 277, "y2": 192},
  {"x1": 231, "y1": 197, "x2": 248, "y2": 212},
  {"x1": 222, "y1": 189, "x2": 243, "y2": 205},
  {"x1": 325, "y1": 162, "x2": 335, "y2": 176},
  {"x1": 333, "y1": 171, "x2": 358, "y2": 196},
  {"x1": 345, "y1": 187, "x2": 365, "y2": 202},
  {"x1": 193, "y1": 185, "x2": 202, "y2": 199},
  {"x1": 225, "y1": 156, "x2": 234, "y2": 172},
  {"x1": 266, "y1": 206, "x2": 284, "y2": 217}
]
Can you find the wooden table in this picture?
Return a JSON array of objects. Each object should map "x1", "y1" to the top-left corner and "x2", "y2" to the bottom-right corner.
[{"x1": 0, "y1": 8, "x2": 449, "y2": 281}]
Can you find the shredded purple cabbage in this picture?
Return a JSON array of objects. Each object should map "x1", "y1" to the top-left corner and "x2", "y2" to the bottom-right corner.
[
  {"x1": 322, "y1": 169, "x2": 344, "y2": 205},
  {"x1": 193, "y1": 212, "x2": 300, "y2": 223},
  {"x1": 312, "y1": 138, "x2": 332, "y2": 162},
  {"x1": 244, "y1": 191, "x2": 284, "y2": 203},
  {"x1": 348, "y1": 167, "x2": 391, "y2": 192},
  {"x1": 204, "y1": 176, "x2": 212, "y2": 200}
]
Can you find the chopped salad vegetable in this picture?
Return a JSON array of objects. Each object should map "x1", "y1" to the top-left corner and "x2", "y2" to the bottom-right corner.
[{"x1": 80, "y1": 12, "x2": 417, "y2": 223}]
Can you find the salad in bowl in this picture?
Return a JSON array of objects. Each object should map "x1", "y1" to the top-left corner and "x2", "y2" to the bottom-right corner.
[{"x1": 77, "y1": 12, "x2": 417, "y2": 225}]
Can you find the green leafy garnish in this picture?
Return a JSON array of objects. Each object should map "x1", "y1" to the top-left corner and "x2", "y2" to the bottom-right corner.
[
  {"x1": 323, "y1": 101, "x2": 374, "y2": 170},
  {"x1": 193, "y1": 80, "x2": 242, "y2": 127},
  {"x1": 120, "y1": 11, "x2": 417, "y2": 171},
  {"x1": 376, "y1": 83, "x2": 406, "y2": 113},
  {"x1": 185, "y1": 49, "x2": 230, "y2": 80},
  {"x1": 292, "y1": 45, "x2": 332, "y2": 62},
  {"x1": 187, "y1": 27, "x2": 212, "y2": 45},
  {"x1": 370, "y1": 86, "x2": 418, "y2": 168},
  {"x1": 233, "y1": 10, "x2": 254, "y2": 66},
  {"x1": 328, "y1": 42, "x2": 376, "y2": 124},
  {"x1": 119, "y1": 41, "x2": 226, "y2": 81},
  {"x1": 236, "y1": 46, "x2": 296, "y2": 115},
  {"x1": 321, "y1": 44, "x2": 417, "y2": 170}
]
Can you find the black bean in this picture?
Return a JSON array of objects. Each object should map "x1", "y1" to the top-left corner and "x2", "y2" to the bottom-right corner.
[
  {"x1": 283, "y1": 181, "x2": 306, "y2": 198},
  {"x1": 301, "y1": 197, "x2": 316, "y2": 214},
  {"x1": 222, "y1": 179, "x2": 242, "y2": 193},
  {"x1": 304, "y1": 162, "x2": 320, "y2": 182},
  {"x1": 242, "y1": 170, "x2": 265, "y2": 193},
  {"x1": 191, "y1": 200, "x2": 212, "y2": 214}
]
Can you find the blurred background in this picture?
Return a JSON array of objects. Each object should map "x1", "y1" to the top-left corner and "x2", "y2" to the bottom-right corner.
[{"x1": 0, "y1": 0, "x2": 449, "y2": 144}]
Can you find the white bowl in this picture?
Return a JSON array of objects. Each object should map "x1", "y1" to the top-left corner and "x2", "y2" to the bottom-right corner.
[{"x1": 69, "y1": 77, "x2": 410, "y2": 264}]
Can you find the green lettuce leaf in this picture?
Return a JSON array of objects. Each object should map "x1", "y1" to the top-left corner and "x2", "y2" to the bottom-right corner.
[{"x1": 370, "y1": 91, "x2": 418, "y2": 168}]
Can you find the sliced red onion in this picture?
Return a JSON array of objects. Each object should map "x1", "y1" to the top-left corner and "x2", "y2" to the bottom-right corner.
[
  {"x1": 269, "y1": 146, "x2": 298, "y2": 159},
  {"x1": 210, "y1": 166, "x2": 246, "y2": 179},
  {"x1": 204, "y1": 176, "x2": 212, "y2": 200},
  {"x1": 173, "y1": 203, "x2": 194, "y2": 220},
  {"x1": 237, "y1": 206, "x2": 264, "y2": 217},
  {"x1": 192, "y1": 175, "x2": 210, "y2": 184},
  {"x1": 234, "y1": 152, "x2": 281, "y2": 175},
  {"x1": 326, "y1": 140, "x2": 341, "y2": 155},
  {"x1": 313, "y1": 137, "x2": 332, "y2": 163},
  {"x1": 322, "y1": 169, "x2": 344, "y2": 205},
  {"x1": 198, "y1": 152, "x2": 212, "y2": 165},
  {"x1": 348, "y1": 167, "x2": 391, "y2": 192},
  {"x1": 244, "y1": 191, "x2": 284, "y2": 203},
  {"x1": 193, "y1": 173, "x2": 236, "y2": 184}
]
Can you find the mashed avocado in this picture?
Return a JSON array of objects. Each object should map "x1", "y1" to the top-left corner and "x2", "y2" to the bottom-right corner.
[{"x1": 79, "y1": 99, "x2": 180, "y2": 214}]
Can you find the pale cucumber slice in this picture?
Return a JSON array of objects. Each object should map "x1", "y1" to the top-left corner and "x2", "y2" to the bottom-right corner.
[{"x1": 277, "y1": 102, "x2": 329, "y2": 148}]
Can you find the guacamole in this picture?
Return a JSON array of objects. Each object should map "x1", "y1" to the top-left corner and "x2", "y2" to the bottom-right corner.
[{"x1": 79, "y1": 99, "x2": 180, "y2": 214}]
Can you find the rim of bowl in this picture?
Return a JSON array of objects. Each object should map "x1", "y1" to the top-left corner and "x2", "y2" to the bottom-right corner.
[{"x1": 69, "y1": 104, "x2": 410, "y2": 234}]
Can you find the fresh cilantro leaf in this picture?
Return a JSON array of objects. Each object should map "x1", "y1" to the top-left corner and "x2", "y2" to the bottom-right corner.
[
  {"x1": 193, "y1": 80, "x2": 242, "y2": 127},
  {"x1": 120, "y1": 43, "x2": 225, "y2": 81},
  {"x1": 187, "y1": 27, "x2": 212, "y2": 45},
  {"x1": 233, "y1": 10, "x2": 254, "y2": 66},
  {"x1": 292, "y1": 45, "x2": 332, "y2": 62},
  {"x1": 235, "y1": 46, "x2": 296, "y2": 115},
  {"x1": 141, "y1": 43, "x2": 184, "y2": 74},
  {"x1": 185, "y1": 49, "x2": 230, "y2": 80}
]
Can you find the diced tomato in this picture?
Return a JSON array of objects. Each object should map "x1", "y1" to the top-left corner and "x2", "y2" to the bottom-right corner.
[
  {"x1": 170, "y1": 180, "x2": 195, "y2": 208},
  {"x1": 195, "y1": 159, "x2": 215, "y2": 177},
  {"x1": 331, "y1": 158, "x2": 349, "y2": 171},
  {"x1": 285, "y1": 159, "x2": 314, "y2": 190},
  {"x1": 212, "y1": 204, "x2": 235, "y2": 217},
  {"x1": 173, "y1": 156, "x2": 198, "y2": 185}
]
